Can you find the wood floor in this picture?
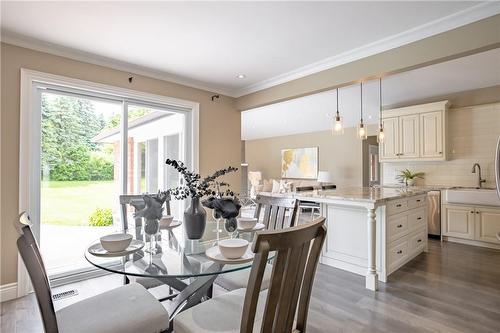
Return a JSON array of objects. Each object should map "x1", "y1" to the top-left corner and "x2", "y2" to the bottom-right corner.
[{"x1": 2, "y1": 239, "x2": 500, "y2": 332}]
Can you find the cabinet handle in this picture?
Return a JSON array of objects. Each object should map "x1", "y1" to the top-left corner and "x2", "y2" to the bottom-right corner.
[
  {"x1": 476, "y1": 211, "x2": 480, "y2": 214},
  {"x1": 397, "y1": 224, "x2": 403, "y2": 228},
  {"x1": 397, "y1": 250, "x2": 403, "y2": 254},
  {"x1": 416, "y1": 199, "x2": 421, "y2": 202},
  {"x1": 417, "y1": 217, "x2": 422, "y2": 220},
  {"x1": 417, "y1": 239, "x2": 422, "y2": 243},
  {"x1": 439, "y1": 152, "x2": 442, "y2": 154},
  {"x1": 396, "y1": 204, "x2": 402, "y2": 207},
  {"x1": 470, "y1": 211, "x2": 474, "y2": 213}
]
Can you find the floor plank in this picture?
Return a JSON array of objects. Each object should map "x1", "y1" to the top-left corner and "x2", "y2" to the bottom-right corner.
[{"x1": 1, "y1": 240, "x2": 499, "y2": 332}]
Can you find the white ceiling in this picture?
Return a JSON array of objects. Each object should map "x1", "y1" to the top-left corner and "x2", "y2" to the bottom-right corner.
[
  {"x1": 241, "y1": 48, "x2": 500, "y2": 140},
  {"x1": 2, "y1": 1, "x2": 499, "y2": 97}
]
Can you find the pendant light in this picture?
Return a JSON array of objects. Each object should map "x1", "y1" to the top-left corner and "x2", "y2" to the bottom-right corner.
[
  {"x1": 332, "y1": 88, "x2": 344, "y2": 135},
  {"x1": 357, "y1": 82, "x2": 367, "y2": 140},
  {"x1": 377, "y1": 78, "x2": 385, "y2": 143}
]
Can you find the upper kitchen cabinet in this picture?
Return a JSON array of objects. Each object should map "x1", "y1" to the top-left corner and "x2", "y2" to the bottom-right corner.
[{"x1": 380, "y1": 100, "x2": 449, "y2": 162}]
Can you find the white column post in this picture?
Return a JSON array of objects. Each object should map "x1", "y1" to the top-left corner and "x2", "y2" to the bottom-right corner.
[{"x1": 366, "y1": 207, "x2": 378, "y2": 291}]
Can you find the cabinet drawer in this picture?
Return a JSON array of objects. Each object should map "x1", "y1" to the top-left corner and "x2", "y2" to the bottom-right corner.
[
  {"x1": 408, "y1": 195, "x2": 426, "y2": 209},
  {"x1": 388, "y1": 238, "x2": 410, "y2": 272},
  {"x1": 408, "y1": 208, "x2": 426, "y2": 231},
  {"x1": 409, "y1": 229, "x2": 426, "y2": 254},
  {"x1": 388, "y1": 215, "x2": 409, "y2": 242},
  {"x1": 387, "y1": 199, "x2": 408, "y2": 216}
]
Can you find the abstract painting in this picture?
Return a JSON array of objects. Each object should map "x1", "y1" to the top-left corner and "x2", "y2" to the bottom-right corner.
[{"x1": 281, "y1": 147, "x2": 318, "y2": 179}]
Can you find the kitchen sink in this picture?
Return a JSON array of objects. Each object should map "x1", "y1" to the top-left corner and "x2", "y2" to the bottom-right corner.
[{"x1": 445, "y1": 188, "x2": 500, "y2": 206}]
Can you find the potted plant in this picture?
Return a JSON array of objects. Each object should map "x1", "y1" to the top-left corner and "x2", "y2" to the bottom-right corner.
[
  {"x1": 397, "y1": 169, "x2": 424, "y2": 186},
  {"x1": 164, "y1": 159, "x2": 238, "y2": 239}
]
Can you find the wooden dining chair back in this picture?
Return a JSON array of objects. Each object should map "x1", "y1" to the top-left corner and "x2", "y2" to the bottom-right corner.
[
  {"x1": 119, "y1": 193, "x2": 171, "y2": 231},
  {"x1": 254, "y1": 194, "x2": 298, "y2": 230},
  {"x1": 15, "y1": 213, "x2": 59, "y2": 333},
  {"x1": 241, "y1": 217, "x2": 327, "y2": 333}
]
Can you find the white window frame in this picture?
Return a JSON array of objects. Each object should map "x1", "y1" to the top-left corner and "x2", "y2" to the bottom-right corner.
[{"x1": 18, "y1": 69, "x2": 199, "y2": 296}]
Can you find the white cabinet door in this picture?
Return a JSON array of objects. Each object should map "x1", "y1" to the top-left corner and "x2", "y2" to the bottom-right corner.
[
  {"x1": 474, "y1": 207, "x2": 500, "y2": 244},
  {"x1": 420, "y1": 111, "x2": 444, "y2": 159},
  {"x1": 399, "y1": 115, "x2": 419, "y2": 159},
  {"x1": 443, "y1": 204, "x2": 475, "y2": 239},
  {"x1": 380, "y1": 117, "x2": 399, "y2": 160}
]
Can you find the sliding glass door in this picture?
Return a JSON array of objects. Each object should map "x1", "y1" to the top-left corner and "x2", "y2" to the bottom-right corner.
[{"x1": 37, "y1": 84, "x2": 189, "y2": 282}]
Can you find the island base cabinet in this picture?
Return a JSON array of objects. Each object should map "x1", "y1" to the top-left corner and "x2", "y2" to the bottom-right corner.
[
  {"x1": 442, "y1": 204, "x2": 500, "y2": 248},
  {"x1": 320, "y1": 195, "x2": 427, "y2": 284}
]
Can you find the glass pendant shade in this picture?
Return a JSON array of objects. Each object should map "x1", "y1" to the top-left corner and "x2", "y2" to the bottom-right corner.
[
  {"x1": 357, "y1": 121, "x2": 367, "y2": 140},
  {"x1": 377, "y1": 78, "x2": 385, "y2": 143},
  {"x1": 332, "y1": 88, "x2": 343, "y2": 135},
  {"x1": 332, "y1": 112, "x2": 344, "y2": 135},
  {"x1": 357, "y1": 83, "x2": 367, "y2": 140},
  {"x1": 377, "y1": 126, "x2": 385, "y2": 143}
]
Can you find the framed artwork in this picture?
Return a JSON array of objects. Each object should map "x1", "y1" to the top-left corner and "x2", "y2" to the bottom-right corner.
[{"x1": 281, "y1": 147, "x2": 318, "y2": 179}]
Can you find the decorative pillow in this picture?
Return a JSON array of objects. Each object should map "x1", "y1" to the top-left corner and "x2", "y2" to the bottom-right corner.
[
  {"x1": 279, "y1": 180, "x2": 292, "y2": 193},
  {"x1": 262, "y1": 179, "x2": 273, "y2": 192},
  {"x1": 271, "y1": 179, "x2": 281, "y2": 193}
]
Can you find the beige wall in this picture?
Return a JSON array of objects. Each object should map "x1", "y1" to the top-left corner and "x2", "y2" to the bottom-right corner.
[
  {"x1": 236, "y1": 15, "x2": 500, "y2": 111},
  {"x1": 0, "y1": 43, "x2": 241, "y2": 285},
  {"x1": 384, "y1": 85, "x2": 500, "y2": 110},
  {"x1": 245, "y1": 125, "x2": 378, "y2": 187},
  {"x1": 383, "y1": 102, "x2": 500, "y2": 188}
]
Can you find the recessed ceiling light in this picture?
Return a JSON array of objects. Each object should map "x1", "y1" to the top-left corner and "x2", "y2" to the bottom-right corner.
[{"x1": 237, "y1": 74, "x2": 246, "y2": 79}]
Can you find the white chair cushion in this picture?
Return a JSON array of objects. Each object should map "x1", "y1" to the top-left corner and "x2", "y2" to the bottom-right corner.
[
  {"x1": 56, "y1": 283, "x2": 169, "y2": 333},
  {"x1": 174, "y1": 288, "x2": 268, "y2": 333},
  {"x1": 215, "y1": 264, "x2": 273, "y2": 291}
]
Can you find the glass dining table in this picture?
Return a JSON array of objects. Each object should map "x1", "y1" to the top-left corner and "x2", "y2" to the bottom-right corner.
[{"x1": 85, "y1": 220, "x2": 257, "y2": 320}]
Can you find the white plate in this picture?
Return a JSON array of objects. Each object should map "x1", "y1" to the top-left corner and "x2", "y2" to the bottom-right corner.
[
  {"x1": 205, "y1": 245, "x2": 254, "y2": 264},
  {"x1": 160, "y1": 220, "x2": 182, "y2": 229},
  {"x1": 88, "y1": 239, "x2": 144, "y2": 257},
  {"x1": 237, "y1": 222, "x2": 265, "y2": 232}
]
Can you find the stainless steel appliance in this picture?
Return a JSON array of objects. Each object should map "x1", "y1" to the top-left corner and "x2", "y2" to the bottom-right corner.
[
  {"x1": 496, "y1": 136, "x2": 500, "y2": 199},
  {"x1": 427, "y1": 190, "x2": 441, "y2": 238}
]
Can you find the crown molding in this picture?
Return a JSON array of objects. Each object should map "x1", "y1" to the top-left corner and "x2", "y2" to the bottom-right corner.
[
  {"x1": 1, "y1": 31, "x2": 235, "y2": 97},
  {"x1": 234, "y1": 2, "x2": 500, "y2": 97},
  {"x1": 3, "y1": 2, "x2": 499, "y2": 99}
]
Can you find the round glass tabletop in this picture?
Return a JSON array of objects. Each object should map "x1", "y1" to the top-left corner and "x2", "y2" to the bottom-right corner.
[{"x1": 84, "y1": 220, "x2": 257, "y2": 279}]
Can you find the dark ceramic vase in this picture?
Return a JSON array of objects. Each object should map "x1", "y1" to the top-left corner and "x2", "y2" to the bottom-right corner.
[{"x1": 184, "y1": 197, "x2": 206, "y2": 240}]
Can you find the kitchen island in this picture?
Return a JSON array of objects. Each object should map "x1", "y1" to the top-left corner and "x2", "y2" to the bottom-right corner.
[{"x1": 292, "y1": 187, "x2": 430, "y2": 291}]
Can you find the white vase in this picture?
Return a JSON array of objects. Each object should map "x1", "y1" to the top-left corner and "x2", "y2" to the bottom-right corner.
[{"x1": 406, "y1": 178, "x2": 416, "y2": 186}]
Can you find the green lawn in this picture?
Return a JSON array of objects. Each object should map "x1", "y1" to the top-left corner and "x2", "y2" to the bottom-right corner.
[{"x1": 41, "y1": 180, "x2": 116, "y2": 226}]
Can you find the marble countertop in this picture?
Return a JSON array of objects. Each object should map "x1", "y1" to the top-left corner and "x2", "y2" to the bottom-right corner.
[
  {"x1": 379, "y1": 184, "x2": 456, "y2": 190},
  {"x1": 290, "y1": 186, "x2": 432, "y2": 204}
]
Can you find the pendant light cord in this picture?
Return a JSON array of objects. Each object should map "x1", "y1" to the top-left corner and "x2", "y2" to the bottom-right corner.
[
  {"x1": 379, "y1": 78, "x2": 383, "y2": 127},
  {"x1": 360, "y1": 82, "x2": 363, "y2": 122},
  {"x1": 336, "y1": 88, "x2": 339, "y2": 117}
]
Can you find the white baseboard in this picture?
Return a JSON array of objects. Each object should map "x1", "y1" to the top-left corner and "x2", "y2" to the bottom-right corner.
[
  {"x1": 0, "y1": 283, "x2": 18, "y2": 302},
  {"x1": 443, "y1": 236, "x2": 500, "y2": 250}
]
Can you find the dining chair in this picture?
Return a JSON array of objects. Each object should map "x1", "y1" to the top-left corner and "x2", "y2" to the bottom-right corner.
[
  {"x1": 15, "y1": 212, "x2": 170, "y2": 333},
  {"x1": 174, "y1": 216, "x2": 327, "y2": 333},
  {"x1": 296, "y1": 186, "x2": 321, "y2": 222},
  {"x1": 215, "y1": 194, "x2": 298, "y2": 291}
]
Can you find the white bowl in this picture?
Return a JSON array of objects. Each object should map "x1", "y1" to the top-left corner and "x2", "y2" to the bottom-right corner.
[
  {"x1": 237, "y1": 217, "x2": 258, "y2": 230},
  {"x1": 218, "y1": 239, "x2": 249, "y2": 259},
  {"x1": 100, "y1": 234, "x2": 132, "y2": 253},
  {"x1": 160, "y1": 215, "x2": 174, "y2": 228}
]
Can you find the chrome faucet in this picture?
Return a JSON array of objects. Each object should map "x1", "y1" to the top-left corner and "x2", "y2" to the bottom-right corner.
[{"x1": 471, "y1": 163, "x2": 486, "y2": 188}]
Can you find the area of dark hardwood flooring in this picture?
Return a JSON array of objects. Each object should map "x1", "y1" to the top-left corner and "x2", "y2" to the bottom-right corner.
[{"x1": 2, "y1": 240, "x2": 500, "y2": 333}]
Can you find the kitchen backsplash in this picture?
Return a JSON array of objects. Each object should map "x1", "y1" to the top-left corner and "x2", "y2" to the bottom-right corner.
[{"x1": 383, "y1": 102, "x2": 500, "y2": 188}]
